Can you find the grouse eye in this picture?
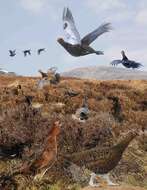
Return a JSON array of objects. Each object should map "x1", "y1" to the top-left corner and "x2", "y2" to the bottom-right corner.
[{"x1": 64, "y1": 23, "x2": 68, "y2": 29}]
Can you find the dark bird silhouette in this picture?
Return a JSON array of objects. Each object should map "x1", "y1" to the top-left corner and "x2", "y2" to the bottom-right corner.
[
  {"x1": 111, "y1": 50, "x2": 143, "y2": 69},
  {"x1": 57, "y1": 7, "x2": 111, "y2": 57},
  {"x1": 9, "y1": 50, "x2": 16, "y2": 57},
  {"x1": 0, "y1": 121, "x2": 61, "y2": 186},
  {"x1": 25, "y1": 95, "x2": 34, "y2": 106},
  {"x1": 0, "y1": 141, "x2": 31, "y2": 160},
  {"x1": 37, "y1": 48, "x2": 45, "y2": 55},
  {"x1": 38, "y1": 69, "x2": 48, "y2": 78},
  {"x1": 64, "y1": 130, "x2": 142, "y2": 186},
  {"x1": 108, "y1": 96, "x2": 124, "y2": 122},
  {"x1": 23, "y1": 50, "x2": 31, "y2": 57}
]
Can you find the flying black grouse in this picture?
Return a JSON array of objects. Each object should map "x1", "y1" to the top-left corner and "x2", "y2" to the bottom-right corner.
[
  {"x1": 9, "y1": 50, "x2": 16, "y2": 57},
  {"x1": 111, "y1": 50, "x2": 143, "y2": 69}
]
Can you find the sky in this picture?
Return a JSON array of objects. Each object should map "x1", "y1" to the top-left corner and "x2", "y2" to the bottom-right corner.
[{"x1": 0, "y1": 0, "x2": 147, "y2": 76}]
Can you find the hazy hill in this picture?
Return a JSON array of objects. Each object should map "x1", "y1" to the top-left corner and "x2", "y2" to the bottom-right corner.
[{"x1": 62, "y1": 66, "x2": 147, "y2": 80}]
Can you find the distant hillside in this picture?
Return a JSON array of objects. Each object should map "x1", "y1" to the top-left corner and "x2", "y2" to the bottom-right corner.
[{"x1": 62, "y1": 66, "x2": 147, "y2": 80}]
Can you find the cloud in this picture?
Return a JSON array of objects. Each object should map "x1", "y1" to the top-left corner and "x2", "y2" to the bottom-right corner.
[
  {"x1": 85, "y1": 0, "x2": 133, "y2": 23},
  {"x1": 136, "y1": 9, "x2": 147, "y2": 25},
  {"x1": 20, "y1": 0, "x2": 47, "y2": 13},
  {"x1": 86, "y1": 0, "x2": 126, "y2": 12}
]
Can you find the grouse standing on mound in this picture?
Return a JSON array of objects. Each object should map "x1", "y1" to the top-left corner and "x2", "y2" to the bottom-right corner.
[
  {"x1": 9, "y1": 50, "x2": 16, "y2": 57},
  {"x1": 111, "y1": 50, "x2": 143, "y2": 69},
  {"x1": 57, "y1": 7, "x2": 111, "y2": 57},
  {"x1": 23, "y1": 49, "x2": 31, "y2": 57}
]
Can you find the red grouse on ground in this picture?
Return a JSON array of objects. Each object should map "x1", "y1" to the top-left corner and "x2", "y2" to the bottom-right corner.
[{"x1": 57, "y1": 7, "x2": 111, "y2": 57}]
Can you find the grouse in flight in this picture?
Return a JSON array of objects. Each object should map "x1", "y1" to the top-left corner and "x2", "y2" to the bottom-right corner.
[
  {"x1": 9, "y1": 50, "x2": 16, "y2": 57},
  {"x1": 57, "y1": 7, "x2": 111, "y2": 57},
  {"x1": 37, "y1": 48, "x2": 45, "y2": 55},
  {"x1": 111, "y1": 50, "x2": 143, "y2": 69},
  {"x1": 23, "y1": 49, "x2": 31, "y2": 57}
]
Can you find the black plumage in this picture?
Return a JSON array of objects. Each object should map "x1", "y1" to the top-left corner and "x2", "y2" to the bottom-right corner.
[
  {"x1": 111, "y1": 50, "x2": 143, "y2": 69},
  {"x1": 57, "y1": 7, "x2": 111, "y2": 57},
  {"x1": 23, "y1": 50, "x2": 31, "y2": 57},
  {"x1": 37, "y1": 48, "x2": 45, "y2": 55},
  {"x1": 9, "y1": 50, "x2": 16, "y2": 57},
  {"x1": 0, "y1": 142, "x2": 31, "y2": 160}
]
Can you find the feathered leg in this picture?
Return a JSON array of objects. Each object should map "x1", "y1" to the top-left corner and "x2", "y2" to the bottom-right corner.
[
  {"x1": 100, "y1": 173, "x2": 119, "y2": 186},
  {"x1": 89, "y1": 173, "x2": 99, "y2": 187}
]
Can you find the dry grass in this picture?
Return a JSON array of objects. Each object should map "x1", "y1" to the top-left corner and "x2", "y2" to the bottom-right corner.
[{"x1": 0, "y1": 76, "x2": 147, "y2": 189}]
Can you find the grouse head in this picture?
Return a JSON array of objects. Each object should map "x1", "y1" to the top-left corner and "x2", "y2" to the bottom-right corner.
[
  {"x1": 121, "y1": 50, "x2": 125, "y2": 56},
  {"x1": 57, "y1": 38, "x2": 65, "y2": 45},
  {"x1": 50, "y1": 121, "x2": 61, "y2": 136},
  {"x1": 121, "y1": 50, "x2": 128, "y2": 60}
]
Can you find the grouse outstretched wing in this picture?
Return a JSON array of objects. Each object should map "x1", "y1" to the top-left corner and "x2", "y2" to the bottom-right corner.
[
  {"x1": 110, "y1": 60, "x2": 122, "y2": 66},
  {"x1": 81, "y1": 23, "x2": 111, "y2": 46},
  {"x1": 63, "y1": 7, "x2": 81, "y2": 45}
]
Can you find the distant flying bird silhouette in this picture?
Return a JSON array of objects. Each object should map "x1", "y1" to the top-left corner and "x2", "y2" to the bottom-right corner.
[
  {"x1": 57, "y1": 7, "x2": 111, "y2": 56},
  {"x1": 9, "y1": 50, "x2": 16, "y2": 57},
  {"x1": 37, "y1": 48, "x2": 45, "y2": 55},
  {"x1": 111, "y1": 50, "x2": 143, "y2": 69},
  {"x1": 23, "y1": 50, "x2": 31, "y2": 57}
]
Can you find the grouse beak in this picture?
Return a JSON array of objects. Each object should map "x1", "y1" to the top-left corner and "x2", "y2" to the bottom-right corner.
[
  {"x1": 57, "y1": 38, "x2": 61, "y2": 42},
  {"x1": 55, "y1": 121, "x2": 62, "y2": 127},
  {"x1": 57, "y1": 38, "x2": 64, "y2": 43}
]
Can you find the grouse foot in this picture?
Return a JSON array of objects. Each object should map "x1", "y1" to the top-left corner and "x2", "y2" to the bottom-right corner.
[
  {"x1": 89, "y1": 173, "x2": 99, "y2": 187},
  {"x1": 100, "y1": 173, "x2": 119, "y2": 186},
  {"x1": 34, "y1": 168, "x2": 49, "y2": 181}
]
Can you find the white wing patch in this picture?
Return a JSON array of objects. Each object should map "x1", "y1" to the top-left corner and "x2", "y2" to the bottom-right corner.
[{"x1": 63, "y1": 7, "x2": 81, "y2": 45}]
